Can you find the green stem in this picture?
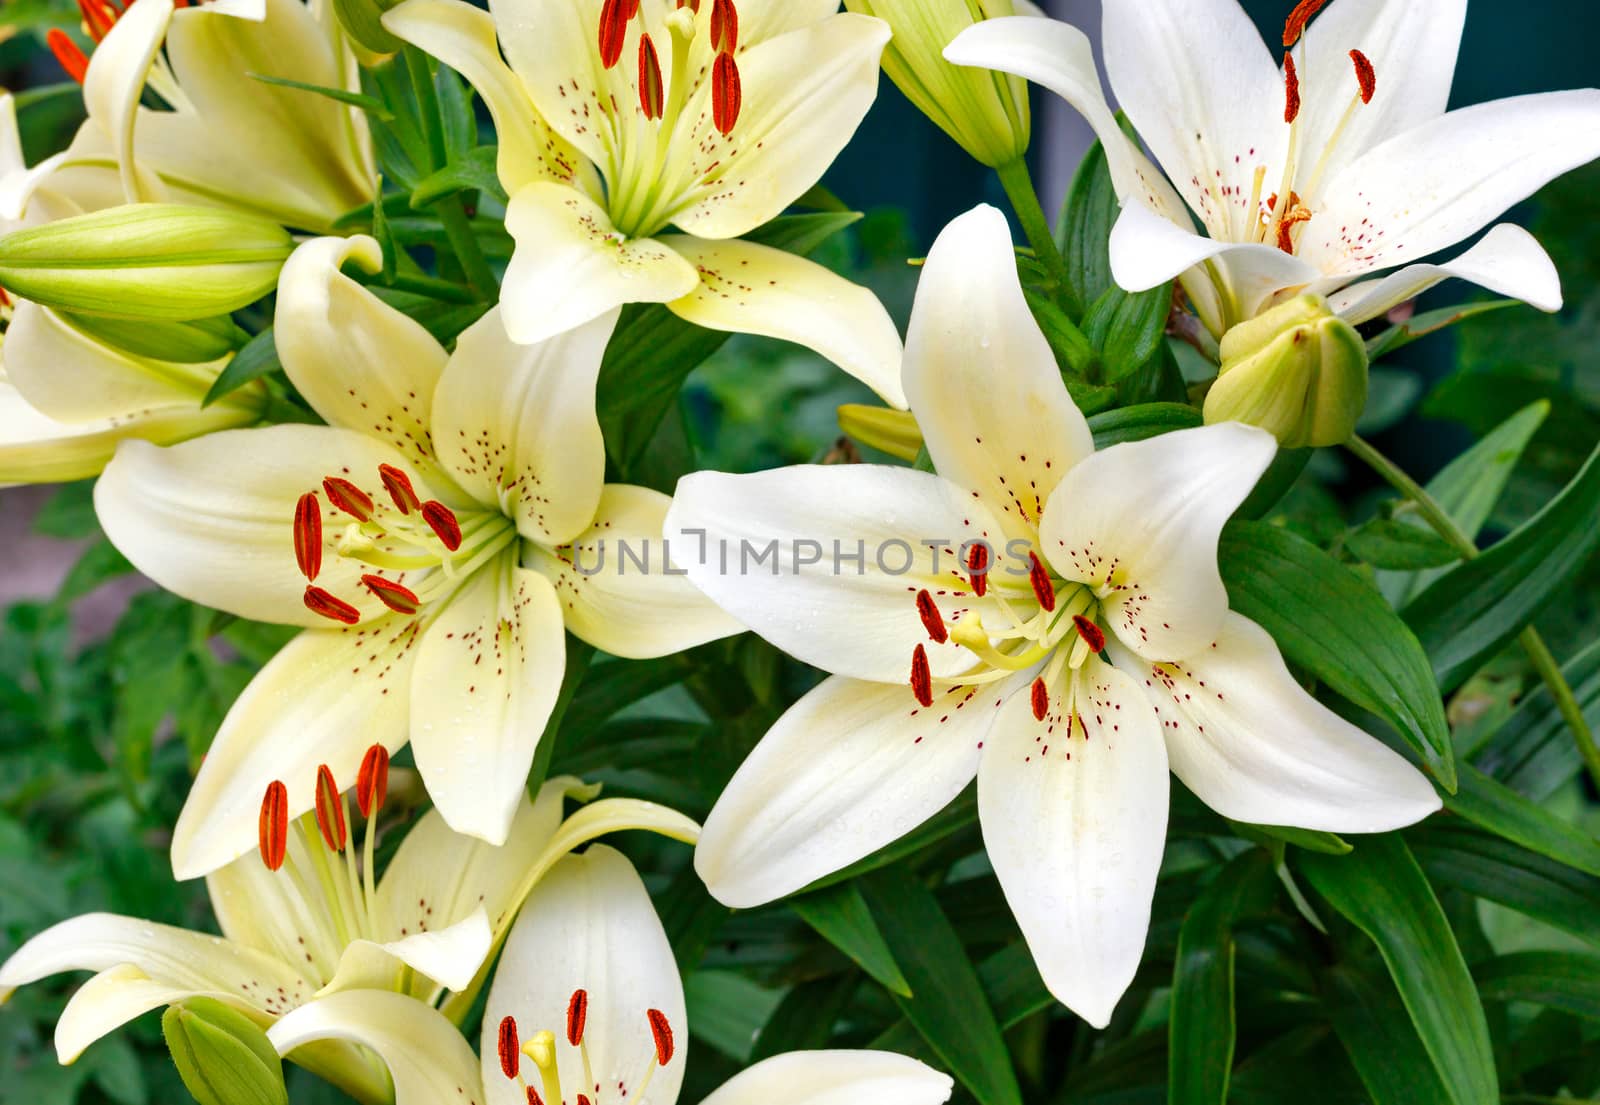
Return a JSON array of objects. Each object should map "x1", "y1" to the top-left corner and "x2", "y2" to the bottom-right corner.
[
  {"x1": 1347, "y1": 435, "x2": 1600, "y2": 791},
  {"x1": 995, "y1": 157, "x2": 1071, "y2": 302},
  {"x1": 402, "y1": 47, "x2": 499, "y2": 300}
]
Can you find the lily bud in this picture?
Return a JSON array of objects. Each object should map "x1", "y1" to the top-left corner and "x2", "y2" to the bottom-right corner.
[
  {"x1": 162, "y1": 998, "x2": 289, "y2": 1105},
  {"x1": 0, "y1": 204, "x2": 295, "y2": 322},
  {"x1": 56, "y1": 312, "x2": 249, "y2": 364},
  {"x1": 846, "y1": 0, "x2": 1030, "y2": 167},
  {"x1": 1205, "y1": 293, "x2": 1368, "y2": 449},
  {"x1": 332, "y1": 0, "x2": 404, "y2": 57},
  {"x1": 837, "y1": 403, "x2": 923, "y2": 462}
]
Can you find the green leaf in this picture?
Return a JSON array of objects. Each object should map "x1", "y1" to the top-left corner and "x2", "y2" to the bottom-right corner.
[
  {"x1": 1377, "y1": 401, "x2": 1547, "y2": 609},
  {"x1": 684, "y1": 970, "x2": 782, "y2": 1064},
  {"x1": 1082, "y1": 283, "x2": 1172, "y2": 383},
  {"x1": 1024, "y1": 286, "x2": 1095, "y2": 375},
  {"x1": 1086, "y1": 403, "x2": 1203, "y2": 448},
  {"x1": 1473, "y1": 636, "x2": 1600, "y2": 801},
  {"x1": 1405, "y1": 439, "x2": 1600, "y2": 692},
  {"x1": 1226, "y1": 821, "x2": 1351, "y2": 856},
  {"x1": 32, "y1": 480, "x2": 99, "y2": 538},
  {"x1": 247, "y1": 73, "x2": 393, "y2": 120},
  {"x1": 1056, "y1": 136, "x2": 1120, "y2": 317},
  {"x1": 411, "y1": 146, "x2": 507, "y2": 209},
  {"x1": 1444, "y1": 763, "x2": 1600, "y2": 877},
  {"x1": 1169, "y1": 850, "x2": 1278, "y2": 1105},
  {"x1": 1474, "y1": 951, "x2": 1600, "y2": 1020},
  {"x1": 1220, "y1": 520, "x2": 1454, "y2": 790},
  {"x1": 748, "y1": 974, "x2": 859, "y2": 1062},
  {"x1": 55, "y1": 539, "x2": 134, "y2": 604},
  {"x1": 1322, "y1": 966, "x2": 1453, "y2": 1105},
  {"x1": 1345, "y1": 518, "x2": 1463, "y2": 570},
  {"x1": 1298, "y1": 836, "x2": 1498, "y2": 1105},
  {"x1": 59, "y1": 311, "x2": 248, "y2": 364},
  {"x1": 860, "y1": 867, "x2": 1021, "y2": 1105},
  {"x1": 203, "y1": 329, "x2": 281, "y2": 407},
  {"x1": 791, "y1": 882, "x2": 913, "y2": 998},
  {"x1": 1365, "y1": 299, "x2": 1520, "y2": 360}
]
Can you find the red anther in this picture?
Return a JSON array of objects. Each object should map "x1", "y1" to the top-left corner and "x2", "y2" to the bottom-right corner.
[
  {"x1": 622, "y1": 0, "x2": 639, "y2": 16},
  {"x1": 314, "y1": 764, "x2": 347, "y2": 852},
  {"x1": 294, "y1": 492, "x2": 323, "y2": 581},
  {"x1": 647, "y1": 1008, "x2": 675, "y2": 1065},
  {"x1": 378, "y1": 464, "x2": 421, "y2": 514},
  {"x1": 1282, "y1": 0, "x2": 1327, "y2": 47},
  {"x1": 677, "y1": 0, "x2": 699, "y2": 10},
  {"x1": 915, "y1": 589, "x2": 948, "y2": 644},
  {"x1": 0, "y1": 285, "x2": 10, "y2": 308},
  {"x1": 47, "y1": 29, "x2": 89, "y2": 84},
  {"x1": 1031, "y1": 677, "x2": 1049, "y2": 721},
  {"x1": 710, "y1": 0, "x2": 738, "y2": 53},
  {"x1": 77, "y1": 0, "x2": 117, "y2": 41},
  {"x1": 323, "y1": 476, "x2": 375, "y2": 521},
  {"x1": 362, "y1": 574, "x2": 422, "y2": 616},
  {"x1": 567, "y1": 988, "x2": 589, "y2": 1046},
  {"x1": 421, "y1": 500, "x2": 463, "y2": 551},
  {"x1": 1350, "y1": 48, "x2": 1376, "y2": 104},
  {"x1": 910, "y1": 644, "x2": 933, "y2": 707},
  {"x1": 577, "y1": 1097, "x2": 592, "y2": 1105},
  {"x1": 258, "y1": 781, "x2": 288, "y2": 872},
  {"x1": 526, "y1": 1089, "x2": 543, "y2": 1105},
  {"x1": 1282, "y1": 52, "x2": 1302, "y2": 124},
  {"x1": 965, "y1": 542, "x2": 990, "y2": 597},
  {"x1": 357, "y1": 743, "x2": 390, "y2": 818},
  {"x1": 711, "y1": 51, "x2": 742, "y2": 136},
  {"x1": 304, "y1": 586, "x2": 361, "y2": 625},
  {"x1": 1027, "y1": 551, "x2": 1055, "y2": 613},
  {"x1": 638, "y1": 34, "x2": 665, "y2": 120},
  {"x1": 496, "y1": 1016, "x2": 520, "y2": 1080},
  {"x1": 1072, "y1": 614, "x2": 1106, "y2": 654},
  {"x1": 597, "y1": 0, "x2": 631, "y2": 68}
]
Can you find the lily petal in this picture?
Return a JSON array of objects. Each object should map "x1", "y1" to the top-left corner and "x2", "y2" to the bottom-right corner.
[
  {"x1": 502, "y1": 182, "x2": 700, "y2": 346},
  {"x1": 432, "y1": 307, "x2": 612, "y2": 547},
  {"x1": 482, "y1": 846, "x2": 686, "y2": 1105},
  {"x1": 903, "y1": 204, "x2": 1093, "y2": 541},
  {"x1": 1304, "y1": 90, "x2": 1600, "y2": 278},
  {"x1": 170, "y1": 618, "x2": 421, "y2": 880},
  {"x1": 529, "y1": 483, "x2": 743, "y2": 660},
  {"x1": 665, "y1": 465, "x2": 1005, "y2": 682},
  {"x1": 1108, "y1": 613, "x2": 1441, "y2": 832},
  {"x1": 1039, "y1": 423, "x2": 1276, "y2": 663},
  {"x1": 484, "y1": 0, "x2": 612, "y2": 173},
  {"x1": 82, "y1": 0, "x2": 171, "y2": 203},
  {"x1": 661, "y1": 235, "x2": 906, "y2": 408},
  {"x1": 1326, "y1": 223, "x2": 1561, "y2": 325},
  {"x1": 979, "y1": 657, "x2": 1167, "y2": 1028},
  {"x1": 268, "y1": 991, "x2": 484, "y2": 1105},
  {"x1": 320, "y1": 909, "x2": 492, "y2": 997},
  {"x1": 697, "y1": 672, "x2": 1023, "y2": 908},
  {"x1": 701, "y1": 1050, "x2": 955, "y2": 1105},
  {"x1": 0, "y1": 913, "x2": 311, "y2": 1061},
  {"x1": 410, "y1": 556, "x2": 566, "y2": 846}
]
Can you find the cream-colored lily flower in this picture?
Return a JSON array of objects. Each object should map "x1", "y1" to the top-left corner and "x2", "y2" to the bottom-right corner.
[
  {"x1": 93, "y1": 235, "x2": 739, "y2": 878},
  {"x1": 381, "y1": 0, "x2": 905, "y2": 405},
  {"x1": 0, "y1": 771, "x2": 698, "y2": 1103},
  {"x1": 667, "y1": 206, "x2": 1440, "y2": 1027},
  {"x1": 49, "y1": 0, "x2": 373, "y2": 234},
  {"x1": 946, "y1": 0, "x2": 1600, "y2": 335},
  {"x1": 268, "y1": 843, "x2": 955, "y2": 1105}
]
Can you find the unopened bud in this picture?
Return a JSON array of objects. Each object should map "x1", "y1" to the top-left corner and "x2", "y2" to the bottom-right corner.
[
  {"x1": 1205, "y1": 293, "x2": 1368, "y2": 449},
  {"x1": 837, "y1": 404, "x2": 923, "y2": 462},
  {"x1": 333, "y1": 0, "x2": 403, "y2": 56},
  {"x1": 0, "y1": 204, "x2": 294, "y2": 322},
  {"x1": 57, "y1": 311, "x2": 248, "y2": 364},
  {"x1": 162, "y1": 998, "x2": 289, "y2": 1105}
]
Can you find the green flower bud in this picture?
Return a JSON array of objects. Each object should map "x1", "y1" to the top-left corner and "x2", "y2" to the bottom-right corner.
[
  {"x1": 332, "y1": 0, "x2": 403, "y2": 57},
  {"x1": 838, "y1": 403, "x2": 923, "y2": 462},
  {"x1": 57, "y1": 312, "x2": 249, "y2": 364},
  {"x1": 844, "y1": 0, "x2": 1030, "y2": 167},
  {"x1": 1205, "y1": 293, "x2": 1369, "y2": 449},
  {"x1": 0, "y1": 205, "x2": 294, "y2": 322},
  {"x1": 162, "y1": 998, "x2": 289, "y2": 1105}
]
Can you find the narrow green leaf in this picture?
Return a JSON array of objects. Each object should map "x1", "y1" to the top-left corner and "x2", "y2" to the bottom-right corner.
[
  {"x1": 1474, "y1": 951, "x2": 1600, "y2": 1020},
  {"x1": 748, "y1": 974, "x2": 859, "y2": 1062},
  {"x1": 1405, "y1": 440, "x2": 1600, "y2": 692},
  {"x1": 1323, "y1": 966, "x2": 1453, "y2": 1105},
  {"x1": 1024, "y1": 286, "x2": 1095, "y2": 375},
  {"x1": 1082, "y1": 283, "x2": 1172, "y2": 382},
  {"x1": 1220, "y1": 520, "x2": 1454, "y2": 790},
  {"x1": 247, "y1": 73, "x2": 393, "y2": 120},
  {"x1": 1087, "y1": 403, "x2": 1203, "y2": 447},
  {"x1": 1226, "y1": 821, "x2": 1352, "y2": 855},
  {"x1": 791, "y1": 882, "x2": 912, "y2": 997},
  {"x1": 411, "y1": 147, "x2": 507, "y2": 209},
  {"x1": 1364, "y1": 299, "x2": 1520, "y2": 360},
  {"x1": 1169, "y1": 851, "x2": 1278, "y2": 1105},
  {"x1": 1473, "y1": 637, "x2": 1600, "y2": 801},
  {"x1": 1345, "y1": 518, "x2": 1462, "y2": 570},
  {"x1": 683, "y1": 970, "x2": 781, "y2": 1064},
  {"x1": 1298, "y1": 837, "x2": 1498, "y2": 1105},
  {"x1": 1056, "y1": 136, "x2": 1120, "y2": 317},
  {"x1": 860, "y1": 867, "x2": 1021, "y2": 1105},
  {"x1": 1238, "y1": 447, "x2": 1313, "y2": 521},
  {"x1": 60, "y1": 311, "x2": 247, "y2": 364},
  {"x1": 202, "y1": 329, "x2": 280, "y2": 407},
  {"x1": 1444, "y1": 763, "x2": 1600, "y2": 877}
]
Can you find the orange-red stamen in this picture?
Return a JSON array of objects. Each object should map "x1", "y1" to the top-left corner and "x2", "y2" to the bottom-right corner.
[
  {"x1": 910, "y1": 644, "x2": 933, "y2": 707},
  {"x1": 421, "y1": 500, "x2": 462, "y2": 550},
  {"x1": 597, "y1": 0, "x2": 631, "y2": 69},
  {"x1": 1282, "y1": 0, "x2": 1328, "y2": 47},
  {"x1": 966, "y1": 543, "x2": 990, "y2": 597},
  {"x1": 647, "y1": 1008, "x2": 675, "y2": 1065},
  {"x1": 1350, "y1": 48, "x2": 1376, "y2": 104},
  {"x1": 1072, "y1": 615, "x2": 1106, "y2": 654},
  {"x1": 258, "y1": 780, "x2": 288, "y2": 871},
  {"x1": 1027, "y1": 551, "x2": 1055, "y2": 613},
  {"x1": 496, "y1": 1016, "x2": 520, "y2": 1080},
  {"x1": 77, "y1": 0, "x2": 118, "y2": 41},
  {"x1": 304, "y1": 586, "x2": 361, "y2": 625},
  {"x1": 294, "y1": 492, "x2": 323, "y2": 581},
  {"x1": 357, "y1": 743, "x2": 390, "y2": 818},
  {"x1": 639, "y1": 34, "x2": 665, "y2": 120},
  {"x1": 711, "y1": 52, "x2": 742, "y2": 136},
  {"x1": 323, "y1": 476, "x2": 375, "y2": 521},
  {"x1": 47, "y1": 29, "x2": 89, "y2": 84},
  {"x1": 915, "y1": 589, "x2": 947, "y2": 644},
  {"x1": 362, "y1": 574, "x2": 422, "y2": 616},
  {"x1": 1283, "y1": 52, "x2": 1301, "y2": 124},
  {"x1": 314, "y1": 764, "x2": 347, "y2": 852},
  {"x1": 567, "y1": 989, "x2": 589, "y2": 1047},
  {"x1": 1030, "y1": 677, "x2": 1049, "y2": 721},
  {"x1": 710, "y1": 0, "x2": 738, "y2": 54},
  {"x1": 378, "y1": 464, "x2": 421, "y2": 514},
  {"x1": 526, "y1": 1089, "x2": 543, "y2": 1105}
]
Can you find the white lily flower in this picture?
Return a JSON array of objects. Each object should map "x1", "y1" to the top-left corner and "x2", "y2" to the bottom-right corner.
[
  {"x1": 0, "y1": 771, "x2": 698, "y2": 1102},
  {"x1": 666, "y1": 205, "x2": 1440, "y2": 1027},
  {"x1": 267, "y1": 842, "x2": 955, "y2": 1105},
  {"x1": 381, "y1": 0, "x2": 906, "y2": 405},
  {"x1": 93, "y1": 235, "x2": 739, "y2": 878},
  {"x1": 945, "y1": 0, "x2": 1600, "y2": 334},
  {"x1": 48, "y1": 0, "x2": 374, "y2": 234}
]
